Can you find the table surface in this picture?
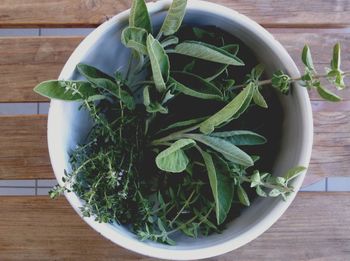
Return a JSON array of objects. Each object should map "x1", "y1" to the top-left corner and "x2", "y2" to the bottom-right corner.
[{"x1": 0, "y1": 0, "x2": 349, "y2": 260}]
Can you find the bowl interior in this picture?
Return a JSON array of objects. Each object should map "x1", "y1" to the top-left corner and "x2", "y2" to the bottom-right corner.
[{"x1": 48, "y1": 1, "x2": 313, "y2": 259}]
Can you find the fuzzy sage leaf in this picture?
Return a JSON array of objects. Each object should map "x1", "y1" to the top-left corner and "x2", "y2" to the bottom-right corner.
[
  {"x1": 175, "y1": 41, "x2": 244, "y2": 66},
  {"x1": 129, "y1": 0, "x2": 152, "y2": 33},
  {"x1": 200, "y1": 82, "x2": 255, "y2": 134},
  {"x1": 121, "y1": 27, "x2": 148, "y2": 55},
  {"x1": 199, "y1": 150, "x2": 234, "y2": 225},
  {"x1": 155, "y1": 139, "x2": 195, "y2": 173},
  {"x1": 159, "y1": 0, "x2": 187, "y2": 36}
]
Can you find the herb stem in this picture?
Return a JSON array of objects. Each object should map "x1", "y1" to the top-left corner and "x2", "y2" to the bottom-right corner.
[
  {"x1": 169, "y1": 190, "x2": 196, "y2": 226},
  {"x1": 240, "y1": 176, "x2": 294, "y2": 193}
]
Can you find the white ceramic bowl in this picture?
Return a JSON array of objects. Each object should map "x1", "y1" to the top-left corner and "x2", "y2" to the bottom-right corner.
[{"x1": 47, "y1": 0, "x2": 313, "y2": 259}]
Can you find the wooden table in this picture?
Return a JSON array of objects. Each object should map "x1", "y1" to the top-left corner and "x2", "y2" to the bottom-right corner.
[{"x1": 0, "y1": 1, "x2": 349, "y2": 260}]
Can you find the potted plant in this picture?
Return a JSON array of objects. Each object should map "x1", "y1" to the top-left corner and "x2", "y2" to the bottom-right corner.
[{"x1": 34, "y1": 0, "x2": 347, "y2": 259}]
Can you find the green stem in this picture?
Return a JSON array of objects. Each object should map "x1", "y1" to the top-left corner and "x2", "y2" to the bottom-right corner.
[
  {"x1": 240, "y1": 176, "x2": 294, "y2": 193},
  {"x1": 169, "y1": 190, "x2": 196, "y2": 226},
  {"x1": 151, "y1": 124, "x2": 200, "y2": 146}
]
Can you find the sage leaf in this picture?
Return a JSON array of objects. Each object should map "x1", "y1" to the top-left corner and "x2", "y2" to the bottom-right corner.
[
  {"x1": 199, "y1": 82, "x2": 254, "y2": 134},
  {"x1": 147, "y1": 34, "x2": 170, "y2": 92},
  {"x1": 284, "y1": 166, "x2": 306, "y2": 182},
  {"x1": 129, "y1": 0, "x2": 152, "y2": 33},
  {"x1": 161, "y1": 36, "x2": 179, "y2": 48},
  {"x1": 221, "y1": 44, "x2": 239, "y2": 56},
  {"x1": 301, "y1": 45, "x2": 315, "y2": 71},
  {"x1": 77, "y1": 63, "x2": 135, "y2": 109},
  {"x1": 188, "y1": 135, "x2": 253, "y2": 167},
  {"x1": 237, "y1": 185, "x2": 250, "y2": 206},
  {"x1": 169, "y1": 71, "x2": 223, "y2": 100},
  {"x1": 121, "y1": 27, "x2": 148, "y2": 55},
  {"x1": 210, "y1": 130, "x2": 266, "y2": 146},
  {"x1": 159, "y1": 0, "x2": 187, "y2": 36},
  {"x1": 34, "y1": 80, "x2": 96, "y2": 101},
  {"x1": 199, "y1": 150, "x2": 234, "y2": 225},
  {"x1": 155, "y1": 139, "x2": 196, "y2": 173},
  {"x1": 316, "y1": 82, "x2": 341, "y2": 102},
  {"x1": 146, "y1": 102, "x2": 168, "y2": 114},
  {"x1": 205, "y1": 65, "x2": 228, "y2": 82},
  {"x1": 253, "y1": 88, "x2": 268, "y2": 108},
  {"x1": 157, "y1": 116, "x2": 207, "y2": 133},
  {"x1": 175, "y1": 41, "x2": 244, "y2": 66},
  {"x1": 143, "y1": 86, "x2": 151, "y2": 106}
]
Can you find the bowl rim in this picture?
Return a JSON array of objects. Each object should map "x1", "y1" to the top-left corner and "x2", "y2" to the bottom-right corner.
[{"x1": 48, "y1": 0, "x2": 314, "y2": 259}]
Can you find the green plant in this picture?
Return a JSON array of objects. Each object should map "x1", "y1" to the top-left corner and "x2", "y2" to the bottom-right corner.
[{"x1": 34, "y1": 0, "x2": 348, "y2": 245}]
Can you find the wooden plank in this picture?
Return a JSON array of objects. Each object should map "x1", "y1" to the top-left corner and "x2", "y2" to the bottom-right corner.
[
  {"x1": 1, "y1": 0, "x2": 350, "y2": 28},
  {"x1": 1, "y1": 107, "x2": 349, "y2": 187},
  {"x1": 0, "y1": 37, "x2": 83, "y2": 102},
  {"x1": 0, "y1": 32, "x2": 349, "y2": 102},
  {"x1": 0, "y1": 193, "x2": 349, "y2": 260},
  {"x1": 0, "y1": 115, "x2": 52, "y2": 180}
]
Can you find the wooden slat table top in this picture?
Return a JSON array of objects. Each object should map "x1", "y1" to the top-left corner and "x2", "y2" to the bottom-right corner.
[
  {"x1": 0, "y1": 0, "x2": 350, "y2": 28},
  {"x1": 0, "y1": 193, "x2": 349, "y2": 260},
  {"x1": 0, "y1": 0, "x2": 349, "y2": 260}
]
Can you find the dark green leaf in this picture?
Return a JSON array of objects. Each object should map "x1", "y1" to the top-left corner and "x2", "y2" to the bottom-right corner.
[
  {"x1": 121, "y1": 27, "x2": 148, "y2": 55},
  {"x1": 237, "y1": 185, "x2": 250, "y2": 206},
  {"x1": 199, "y1": 83, "x2": 254, "y2": 134},
  {"x1": 221, "y1": 44, "x2": 239, "y2": 56},
  {"x1": 199, "y1": 150, "x2": 234, "y2": 224},
  {"x1": 155, "y1": 139, "x2": 195, "y2": 173},
  {"x1": 159, "y1": 0, "x2": 187, "y2": 36},
  {"x1": 301, "y1": 45, "x2": 315, "y2": 71},
  {"x1": 129, "y1": 0, "x2": 152, "y2": 33},
  {"x1": 147, "y1": 35, "x2": 170, "y2": 92},
  {"x1": 34, "y1": 80, "x2": 96, "y2": 101},
  {"x1": 169, "y1": 71, "x2": 223, "y2": 100},
  {"x1": 189, "y1": 134, "x2": 253, "y2": 167},
  {"x1": 175, "y1": 41, "x2": 244, "y2": 66},
  {"x1": 316, "y1": 82, "x2": 342, "y2": 102},
  {"x1": 210, "y1": 130, "x2": 266, "y2": 146},
  {"x1": 205, "y1": 65, "x2": 228, "y2": 82},
  {"x1": 77, "y1": 63, "x2": 135, "y2": 109},
  {"x1": 193, "y1": 27, "x2": 215, "y2": 39}
]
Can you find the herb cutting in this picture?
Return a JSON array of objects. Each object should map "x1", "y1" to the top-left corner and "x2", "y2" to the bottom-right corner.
[{"x1": 34, "y1": 0, "x2": 348, "y2": 245}]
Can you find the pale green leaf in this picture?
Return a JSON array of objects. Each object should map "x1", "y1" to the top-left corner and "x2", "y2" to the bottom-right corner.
[
  {"x1": 237, "y1": 185, "x2": 250, "y2": 206},
  {"x1": 157, "y1": 116, "x2": 207, "y2": 133},
  {"x1": 146, "y1": 102, "x2": 168, "y2": 114},
  {"x1": 143, "y1": 86, "x2": 151, "y2": 106},
  {"x1": 147, "y1": 34, "x2": 170, "y2": 92},
  {"x1": 169, "y1": 71, "x2": 223, "y2": 100},
  {"x1": 161, "y1": 36, "x2": 179, "y2": 48},
  {"x1": 34, "y1": 80, "x2": 96, "y2": 101},
  {"x1": 284, "y1": 166, "x2": 306, "y2": 182},
  {"x1": 199, "y1": 82, "x2": 255, "y2": 134},
  {"x1": 256, "y1": 186, "x2": 267, "y2": 197},
  {"x1": 159, "y1": 0, "x2": 187, "y2": 36},
  {"x1": 188, "y1": 134, "x2": 253, "y2": 167},
  {"x1": 175, "y1": 41, "x2": 244, "y2": 66},
  {"x1": 210, "y1": 130, "x2": 266, "y2": 146},
  {"x1": 199, "y1": 150, "x2": 234, "y2": 224},
  {"x1": 121, "y1": 27, "x2": 148, "y2": 55},
  {"x1": 269, "y1": 189, "x2": 281, "y2": 197},
  {"x1": 250, "y1": 171, "x2": 261, "y2": 187},
  {"x1": 155, "y1": 139, "x2": 195, "y2": 173},
  {"x1": 129, "y1": 0, "x2": 152, "y2": 33},
  {"x1": 253, "y1": 88, "x2": 268, "y2": 108}
]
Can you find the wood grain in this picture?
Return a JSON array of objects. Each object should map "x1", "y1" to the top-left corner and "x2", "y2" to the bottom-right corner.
[
  {"x1": 1, "y1": 32, "x2": 349, "y2": 102},
  {"x1": 0, "y1": 108, "x2": 349, "y2": 187},
  {"x1": 0, "y1": 115, "x2": 52, "y2": 180},
  {"x1": 1, "y1": 0, "x2": 350, "y2": 28},
  {"x1": 0, "y1": 193, "x2": 349, "y2": 260},
  {"x1": 0, "y1": 37, "x2": 83, "y2": 102}
]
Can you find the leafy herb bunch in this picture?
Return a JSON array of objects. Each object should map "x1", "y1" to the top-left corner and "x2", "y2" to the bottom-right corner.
[{"x1": 34, "y1": 0, "x2": 348, "y2": 245}]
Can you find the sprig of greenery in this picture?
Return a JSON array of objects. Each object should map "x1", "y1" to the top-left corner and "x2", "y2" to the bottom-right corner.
[{"x1": 36, "y1": 0, "x2": 348, "y2": 245}]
